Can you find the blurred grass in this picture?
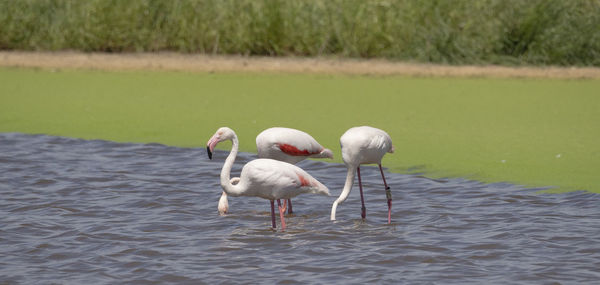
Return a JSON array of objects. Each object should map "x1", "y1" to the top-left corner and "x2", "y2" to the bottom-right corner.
[
  {"x1": 1, "y1": 0, "x2": 599, "y2": 66},
  {"x1": 1, "y1": 67, "x2": 599, "y2": 193}
]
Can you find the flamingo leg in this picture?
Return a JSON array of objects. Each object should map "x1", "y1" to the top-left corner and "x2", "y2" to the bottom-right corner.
[
  {"x1": 270, "y1": 200, "x2": 276, "y2": 229},
  {"x1": 277, "y1": 199, "x2": 287, "y2": 231},
  {"x1": 287, "y1": 199, "x2": 293, "y2": 214},
  {"x1": 357, "y1": 167, "x2": 366, "y2": 219},
  {"x1": 379, "y1": 164, "x2": 392, "y2": 224}
]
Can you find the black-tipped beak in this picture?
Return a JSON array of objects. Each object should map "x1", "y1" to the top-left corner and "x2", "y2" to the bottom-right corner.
[{"x1": 207, "y1": 146, "x2": 213, "y2": 160}]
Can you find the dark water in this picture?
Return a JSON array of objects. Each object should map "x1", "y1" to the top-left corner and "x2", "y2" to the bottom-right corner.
[{"x1": 1, "y1": 133, "x2": 599, "y2": 284}]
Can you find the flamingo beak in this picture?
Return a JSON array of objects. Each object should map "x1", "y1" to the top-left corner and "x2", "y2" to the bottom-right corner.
[{"x1": 206, "y1": 135, "x2": 219, "y2": 160}]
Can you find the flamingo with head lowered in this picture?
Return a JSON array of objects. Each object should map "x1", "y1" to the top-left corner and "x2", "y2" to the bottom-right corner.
[
  {"x1": 256, "y1": 127, "x2": 333, "y2": 164},
  {"x1": 218, "y1": 127, "x2": 333, "y2": 215},
  {"x1": 330, "y1": 126, "x2": 394, "y2": 224},
  {"x1": 207, "y1": 127, "x2": 330, "y2": 230}
]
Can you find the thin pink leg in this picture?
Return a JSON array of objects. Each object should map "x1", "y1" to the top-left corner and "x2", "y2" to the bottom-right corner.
[
  {"x1": 277, "y1": 199, "x2": 287, "y2": 231},
  {"x1": 287, "y1": 199, "x2": 293, "y2": 214},
  {"x1": 379, "y1": 164, "x2": 392, "y2": 224},
  {"x1": 270, "y1": 200, "x2": 276, "y2": 229},
  {"x1": 357, "y1": 167, "x2": 366, "y2": 219}
]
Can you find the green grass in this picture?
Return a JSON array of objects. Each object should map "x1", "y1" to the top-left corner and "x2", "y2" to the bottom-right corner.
[
  {"x1": 1, "y1": 0, "x2": 599, "y2": 66},
  {"x1": 1, "y1": 67, "x2": 599, "y2": 193}
]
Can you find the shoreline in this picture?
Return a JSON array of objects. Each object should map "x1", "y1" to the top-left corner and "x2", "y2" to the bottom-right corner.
[{"x1": 2, "y1": 51, "x2": 600, "y2": 79}]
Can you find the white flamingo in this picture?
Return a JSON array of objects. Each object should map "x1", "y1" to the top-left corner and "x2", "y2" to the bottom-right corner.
[
  {"x1": 330, "y1": 126, "x2": 394, "y2": 223},
  {"x1": 207, "y1": 127, "x2": 330, "y2": 230},
  {"x1": 256, "y1": 127, "x2": 333, "y2": 164},
  {"x1": 218, "y1": 127, "x2": 333, "y2": 215}
]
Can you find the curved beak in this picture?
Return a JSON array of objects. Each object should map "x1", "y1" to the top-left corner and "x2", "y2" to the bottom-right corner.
[{"x1": 206, "y1": 135, "x2": 219, "y2": 160}]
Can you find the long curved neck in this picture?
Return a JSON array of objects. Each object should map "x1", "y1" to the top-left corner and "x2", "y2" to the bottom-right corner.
[
  {"x1": 331, "y1": 166, "x2": 356, "y2": 220},
  {"x1": 220, "y1": 135, "x2": 244, "y2": 196},
  {"x1": 338, "y1": 166, "x2": 356, "y2": 203}
]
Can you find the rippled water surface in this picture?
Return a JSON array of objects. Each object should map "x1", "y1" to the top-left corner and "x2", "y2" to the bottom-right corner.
[{"x1": 1, "y1": 133, "x2": 599, "y2": 284}]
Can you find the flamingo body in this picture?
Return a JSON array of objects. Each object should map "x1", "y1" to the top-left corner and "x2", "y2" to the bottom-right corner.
[
  {"x1": 331, "y1": 126, "x2": 394, "y2": 223},
  {"x1": 340, "y1": 126, "x2": 394, "y2": 166},
  {"x1": 228, "y1": 159, "x2": 329, "y2": 200},
  {"x1": 256, "y1": 127, "x2": 333, "y2": 164}
]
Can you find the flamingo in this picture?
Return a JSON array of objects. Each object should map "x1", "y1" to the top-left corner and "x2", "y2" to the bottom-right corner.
[
  {"x1": 256, "y1": 127, "x2": 334, "y2": 164},
  {"x1": 218, "y1": 127, "x2": 333, "y2": 215},
  {"x1": 207, "y1": 127, "x2": 330, "y2": 230},
  {"x1": 330, "y1": 126, "x2": 394, "y2": 224}
]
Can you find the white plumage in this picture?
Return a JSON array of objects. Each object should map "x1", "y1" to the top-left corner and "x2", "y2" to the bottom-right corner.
[
  {"x1": 331, "y1": 126, "x2": 394, "y2": 223},
  {"x1": 256, "y1": 127, "x2": 333, "y2": 164},
  {"x1": 230, "y1": 159, "x2": 329, "y2": 200}
]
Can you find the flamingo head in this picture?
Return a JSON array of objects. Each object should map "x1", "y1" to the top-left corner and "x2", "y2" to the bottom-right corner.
[
  {"x1": 321, "y1": 148, "x2": 334, "y2": 159},
  {"x1": 217, "y1": 191, "x2": 229, "y2": 216},
  {"x1": 206, "y1": 127, "x2": 236, "y2": 159}
]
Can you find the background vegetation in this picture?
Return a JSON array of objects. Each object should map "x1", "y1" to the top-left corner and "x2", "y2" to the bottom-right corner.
[{"x1": 1, "y1": 0, "x2": 599, "y2": 66}]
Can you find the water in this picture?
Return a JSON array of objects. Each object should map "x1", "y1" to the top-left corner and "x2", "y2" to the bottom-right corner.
[{"x1": 1, "y1": 133, "x2": 599, "y2": 284}]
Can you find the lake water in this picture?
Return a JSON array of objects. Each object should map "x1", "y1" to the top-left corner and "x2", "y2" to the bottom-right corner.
[{"x1": 1, "y1": 133, "x2": 599, "y2": 284}]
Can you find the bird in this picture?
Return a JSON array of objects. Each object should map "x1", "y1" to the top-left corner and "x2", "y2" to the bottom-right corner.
[
  {"x1": 256, "y1": 127, "x2": 334, "y2": 165},
  {"x1": 330, "y1": 126, "x2": 394, "y2": 224},
  {"x1": 207, "y1": 127, "x2": 330, "y2": 230},
  {"x1": 218, "y1": 127, "x2": 333, "y2": 215}
]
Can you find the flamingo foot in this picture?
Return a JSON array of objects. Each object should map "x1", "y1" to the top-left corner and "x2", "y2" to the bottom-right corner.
[{"x1": 277, "y1": 199, "x2": 287, "y2": 231}]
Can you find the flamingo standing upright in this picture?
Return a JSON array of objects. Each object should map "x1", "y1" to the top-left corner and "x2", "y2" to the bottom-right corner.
[
  {"x1": 330, "y1": 126, "x2": 394, "y2": 224},
  {"x1": 207, "y1": 127, "x2": 330, "y2": 230},
  {"x1": 218, "y1": 127, "x2": 333, "y2": 215}
]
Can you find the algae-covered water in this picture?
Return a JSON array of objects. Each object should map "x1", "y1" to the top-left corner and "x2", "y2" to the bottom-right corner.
[
  {"x1": 2, "y1": 133, "x2": 599, "y2": 283},
  {"x1": 1, "y1": 68, "x2": 599, "y2": 192}
]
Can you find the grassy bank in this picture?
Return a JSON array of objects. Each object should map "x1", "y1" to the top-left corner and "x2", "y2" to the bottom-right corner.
[
  {"x1": 1, "y1": 67, "x2": 599, "y2": 193},
  {"x1": 1, "y1": 0, "x2": 599, "y2": 66}
]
